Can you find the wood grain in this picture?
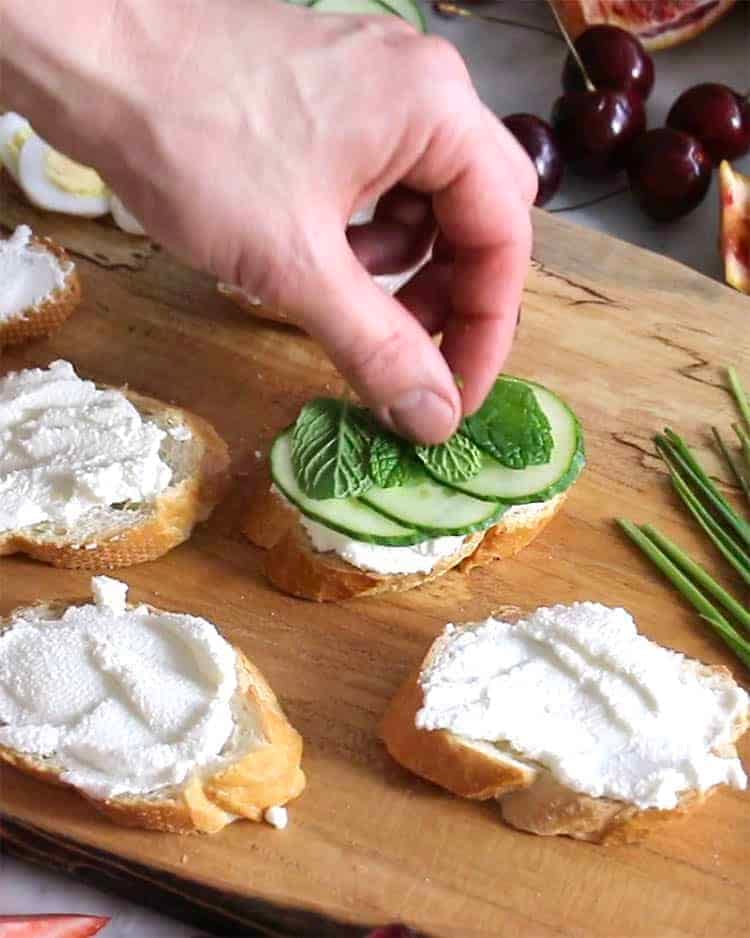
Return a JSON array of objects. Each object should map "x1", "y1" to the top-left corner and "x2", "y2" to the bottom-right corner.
[{"x1": 1, "y1": 185, "x2": 749, "y2": 937}]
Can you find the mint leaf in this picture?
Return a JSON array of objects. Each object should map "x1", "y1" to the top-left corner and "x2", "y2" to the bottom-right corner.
[
  {"x1": 370, "y1": 433, "x2": 424, "y2": 488},
  {"x1": 463, "y1": 377, "x2": 553, "y2": 469},
  {"x1": 415, "y1": 431, "x2": 483, "y2": 484},
  {"x1": 369, "y1": 434, "x2": 403, "y2": 488},
  {"x1": 291, "y1": 398, "x2": 372, "y2": 499}
]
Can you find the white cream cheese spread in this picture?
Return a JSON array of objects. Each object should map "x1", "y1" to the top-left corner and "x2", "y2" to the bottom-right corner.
[
  {"x1": 0, "y1": 577, "x2": 240, "y2": 799},
  {"x1": 270, "y1": 486, "x2": 466, "y2": 575},
  {"x1": 0, "y1": 360, "x2": 172, "y2": 533},
  {"x1": 263, "y1": 805, "x2": 289, "y2": 829},
  {"x1": 272, "y1": 485, "x2": 551, "y2": 576},
  {"x1": 417, "y1": 603, "x2": 749, "y2": 810},
  {"x1": 300, "y1": 514, "x2": 466, "y2": 575},
  {"x1": 0, "y1": 225, "x2": 72, "y2": 322}
]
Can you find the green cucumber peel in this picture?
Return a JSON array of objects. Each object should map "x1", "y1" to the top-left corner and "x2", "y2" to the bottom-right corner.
[{"x1": 463, "y1": 376, "x2": 554, "y2": 469}]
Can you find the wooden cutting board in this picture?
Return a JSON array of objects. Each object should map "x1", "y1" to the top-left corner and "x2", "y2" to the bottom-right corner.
[{"x1": 1, "y1": 182, "x2": 749, "y2": 938}]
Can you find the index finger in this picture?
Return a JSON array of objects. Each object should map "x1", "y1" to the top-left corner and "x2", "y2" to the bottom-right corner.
[{"x1": 403, "y1": 103, "x2": 534, "y2": 414}]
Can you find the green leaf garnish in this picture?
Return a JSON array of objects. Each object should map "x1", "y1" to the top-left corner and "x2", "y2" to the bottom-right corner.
[
  {"x1": 368, "y1": 433, "x2": 420, "y2": 488},
  {"x1": 463, "y1": 377, "x2": 553, "y2": 469},
  {"x1": 291, "y1": 398, "x2": 372, "y2": 499},
  {"x1": 415, "y1": 431, "x2": 483, "y2": 484}
]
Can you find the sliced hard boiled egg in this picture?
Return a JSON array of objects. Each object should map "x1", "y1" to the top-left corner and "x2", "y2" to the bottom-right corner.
[
  {"x1": 0, "y1": 112, "x2": 33, "y2": 184},
  {"x1": 110, "y1": 193, "x2": 146, "y2": 235},
  {"x1": 18, "y1": 132, "x2": 110, "y2": 217}
]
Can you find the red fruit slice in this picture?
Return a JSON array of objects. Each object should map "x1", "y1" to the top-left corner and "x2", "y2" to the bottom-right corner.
[
  {"x1": 549, "y1": 0, "x2": 736, "y2": 51},
  {"x1": 720, "y1": 161, "x2": 750, "y2": 294},
  {"x1": 0, "y1": 916, "x2": 109, "y2": 938}
]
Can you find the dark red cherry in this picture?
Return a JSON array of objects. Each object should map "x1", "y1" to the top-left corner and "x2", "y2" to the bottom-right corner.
[
  {"x1": 503, "y1": 114, "x2": 564, "y2": 206},
  {"x1": 551, "y1": 89, "x2": 646, "y2": 178},
  {"x1": 627, "y1": 128, "x2": 713, "y2": 222},
  {"x1": 562, "y1": 25, "x2": 654, "y2": 100},
  {"x1": 667, "y1": 83, "x2": 750, "y2": 164}
]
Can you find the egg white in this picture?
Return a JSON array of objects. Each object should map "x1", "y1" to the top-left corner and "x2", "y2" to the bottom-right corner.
[
  {"x1": 0, "y1": 112, "x2": 32, "y2": 184},
  {"x1": 18, "y1": 133, "x2": 110, "y2": 217},
  {"x1": 110, "y1": 193, "x2": 146, "y2": 235}
]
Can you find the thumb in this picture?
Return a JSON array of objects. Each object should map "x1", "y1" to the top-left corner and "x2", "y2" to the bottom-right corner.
[{"x1": 284, "y1": 228, "x2": 460, "y2": 445}]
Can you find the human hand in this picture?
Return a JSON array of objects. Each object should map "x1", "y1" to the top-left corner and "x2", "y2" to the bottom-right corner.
[{"x1": 2, "y1": 0, "x2": 535, "y2": 443}]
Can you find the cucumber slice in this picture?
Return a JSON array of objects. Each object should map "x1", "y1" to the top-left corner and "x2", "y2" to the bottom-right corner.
[
  {"x1": 310, "y1": 0, "x2": 426, "y2": 31},
  {"x1": 311, "y1": 0, "x2": 392, "y2": 13},
  {"x1": 379, "y1": 0, "x2": 427, "y2": 31},
  {"x1": 271, "y1": 431, "x2": 425, "y2": 545},
  {"x1": 362, "y1": 469, "x2": 504, "y2": 535},
  {"x1": 426, "y1": 383, "x2": 585, "y2": 504}
]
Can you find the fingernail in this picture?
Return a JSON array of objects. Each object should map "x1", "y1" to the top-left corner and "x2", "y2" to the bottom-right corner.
[{"x1": 387, "y1": 389, "x2": 457, "y2": 442}]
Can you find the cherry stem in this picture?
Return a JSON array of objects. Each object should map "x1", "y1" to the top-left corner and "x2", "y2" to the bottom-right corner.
[
  {"x1": 432, "y1": 3, "x2": 562, "y2": 38},
  {"x1": 549, "y1": 186, "x2": 629, "y2": 213},
  {"x1": 544, "y1": 0, "x2": 596, "y2": 93}
]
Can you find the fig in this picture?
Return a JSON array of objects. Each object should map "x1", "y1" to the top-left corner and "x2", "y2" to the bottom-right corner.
[
  {"x1": 548, "y1": 0, "x2": 736, "y2": 51},
  {"x1": 719, "y1": 161, "x2": 750, "y2": 294}
]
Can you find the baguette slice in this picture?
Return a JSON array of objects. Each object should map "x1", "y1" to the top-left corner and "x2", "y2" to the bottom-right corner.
[
  {"x1": 0, "y1": 226, "x2": 81, "y2": 347},
  {"x1": 243, "y1": 468, "x2": 567, "y2": 601},
  {"x1": 0, "y1": 596, "x2": 305, "y2": 834},
  {"x1": 381, "y1": 626, "x2": 749, "y2": 845},
  {"x1": 0, "y1": 388, "x2": 230, "y2": 569}
]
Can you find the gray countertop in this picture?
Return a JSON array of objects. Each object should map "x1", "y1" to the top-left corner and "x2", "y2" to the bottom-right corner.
[{"x1": 2, "y1": 2, "x2": 749, "y2": 936}]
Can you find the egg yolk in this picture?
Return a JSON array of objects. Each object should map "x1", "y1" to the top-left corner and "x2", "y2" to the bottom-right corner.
[
  {"x1": 4, "y1": 127, "x2": 32, "y2": 173},
  {"x1": 44, "y1": 148, "x2": 109, "y2": 197}
]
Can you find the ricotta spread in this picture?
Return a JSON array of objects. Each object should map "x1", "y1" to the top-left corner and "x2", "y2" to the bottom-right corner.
[
  {"x1": 273, "y1": 486, "x2": 551, "y2": 576},
  {"x1": 0, "y1": 578, "x2": 241, "y2": 799},
  {"x1": 0, "y1": 360, "x2": 172, "y2": 532},
  {"x1": 0, "y1": 225, "x2": 72, "y2": 322},
  {"x1": 417, "y1": 603, "x2": 749, "y2": 810},
  {"x1": 264, "y1": 805, "x2": 289, "y2": 829},
  {"x1": 299, "y1": 514, "x2": 465, "y2": 575}
]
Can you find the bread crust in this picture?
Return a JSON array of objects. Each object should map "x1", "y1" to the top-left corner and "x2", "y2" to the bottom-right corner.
[
  {"x1": 243, "y1": 482, "x2": 569, "y2": 602},
  {"x1": 0, "y1": 234, "x2": 81, "y2": 347},
  {"x1": 381, "y1": 643, "x2": 748, "y2": 844},
  {"x1": 0, "y1": 603, "x2": 305, "y2": 834},
  {"x1": 0, "y1": 389, "x2": 230, "y2": 569},
  {"x1": 460, "y1": 493, "x2": 566, "y2": 572}
]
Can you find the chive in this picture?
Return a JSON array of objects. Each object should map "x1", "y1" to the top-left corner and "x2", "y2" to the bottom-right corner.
[
  {"x1": 732, "y1": 422, "x2": 750, "y2": 480},
  {"x1": 641, "y1": 524, "x2": 750, "y2": 634},
  {"x1": 728, "y1": 366, "x2": 750, "y2": 434},
  {"x1": 712, "y1": 426, "x2": 750, "y2": 508},
  {"x1": 669, "y1": 470, "x2": 750, "y2": 588},
  {"x1": 617, "y1": 520, "x2": 750, "y2": 669},
  {"x1": 656, "y1": 431, "x2": 750, "y2": 548}
]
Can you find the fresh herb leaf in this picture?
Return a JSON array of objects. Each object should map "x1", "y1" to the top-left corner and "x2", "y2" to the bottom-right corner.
[
  {"x1": 463, "y1": 377, "x2": 553, "y2": 469},
  {"x1": 415, "y1": 431, "x2": 483, "y2": 484},
  {"x1": 291, "y1": 398, "x2": 372, "y2": 499},
  {"x1": 369, "y1": 433, "x2": 411, "y2": 488}
]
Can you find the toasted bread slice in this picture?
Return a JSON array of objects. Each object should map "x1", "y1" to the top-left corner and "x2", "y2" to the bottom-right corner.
[
  {"x1": 381, "y1": 630, "x2": 749, "y2": 844},
  {"x1": 0, "y1": 388, "x2": 230, "y2": 569},
  {"x1": 0, "y1": 227, "x2": 81, "y2": 346},
  {"x1": 243, "y1": 471, "x2": 567, "y2": 601},
  {"x1": 0, "y1": 597, "x2": 305, "y2": 834}
]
